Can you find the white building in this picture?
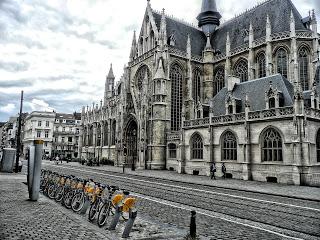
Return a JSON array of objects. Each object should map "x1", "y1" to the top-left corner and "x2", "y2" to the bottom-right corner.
[{"x1": 23, "y1": 111, "x2": 55, "y2": 157}]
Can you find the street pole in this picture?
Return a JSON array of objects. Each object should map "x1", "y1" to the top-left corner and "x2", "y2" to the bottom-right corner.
[{"x1": 15, "y1": 90, "x2": 23, "y2": 173}]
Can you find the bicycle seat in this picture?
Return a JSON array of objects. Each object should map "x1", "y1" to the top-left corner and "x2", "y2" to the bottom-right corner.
[{"x1": 123, "y1": 190, "x2": 130, "y2": 195}]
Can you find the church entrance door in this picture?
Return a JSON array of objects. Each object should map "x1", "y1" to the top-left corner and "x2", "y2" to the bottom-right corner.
[{"x1": 125, "y1": 120, "x2": 138, "y2": 170}]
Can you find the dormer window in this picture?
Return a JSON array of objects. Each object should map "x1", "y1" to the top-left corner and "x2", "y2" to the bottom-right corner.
[
  {"x1": 265, "y1": 82, "x2": 284, "y2": 109},
  {"x1": 225, "y1": 94, "x2": 242, "y2": 114},
  {"x1": 168, "y1": 34, "x2": 176, "y2": 46},
  {"x1": 269, "y1": 97, "x2": 275, "y2": 108}
]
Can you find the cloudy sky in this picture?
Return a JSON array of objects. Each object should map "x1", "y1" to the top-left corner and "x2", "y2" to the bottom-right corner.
[{"x1": 0, "y1": 0, "x2": 318, "y2": 122}]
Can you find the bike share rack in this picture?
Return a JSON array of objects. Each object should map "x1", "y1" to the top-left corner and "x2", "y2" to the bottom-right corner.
[{"x1": 40, "y1": 170, "x2": 138, "y2": 238}]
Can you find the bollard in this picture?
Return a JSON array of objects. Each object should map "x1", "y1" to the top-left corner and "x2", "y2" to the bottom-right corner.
[
  {"x1": 109, "y1": 205, "x2": 122, "y2": 230},
  {"x1": 122, "y1": 209, "x2": 137, "y2": 238},
  {"x1": 122, "y1": 164, "x2": 125, "y2": 174},
  {"x1": 29, "y1": 140, "x2": 43, "y2": 201},
  {"x1": 190, "y1": 210, "x2": 196, "y2": 239},
  {"x1": 27, "y1": 146, "x2": 35, "y2": 194}
]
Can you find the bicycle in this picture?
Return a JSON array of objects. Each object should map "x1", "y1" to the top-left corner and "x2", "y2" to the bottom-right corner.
[
  {"x1": 71, "y1": 179, "x2": 95, "y2": 212},
  {"x1": 88, "y1": 183, "x2": 108, "y2": 222},
  {"x1": 64, "y1": 177, "x2": 84, "y2": 209},
  {"x1": 96, "y1": 185, "x2": 119, "y2": 227}
]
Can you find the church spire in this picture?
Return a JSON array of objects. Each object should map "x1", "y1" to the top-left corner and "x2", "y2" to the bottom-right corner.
[
  {"x1": 107, "y1": 63, "x2": 115, "y2": 79},
  {"x1": 129, "y1": 31, "x2": 137, "y2": 61},
  {"x1": 197, "y1": 0, "x2": 221, "y2": 35},
  {"x1": 159, "y1": 8, "x2": 167, "y2": 48},
  {"x1": 104, "y1": 64, "x2": 115, "y2": 102}
]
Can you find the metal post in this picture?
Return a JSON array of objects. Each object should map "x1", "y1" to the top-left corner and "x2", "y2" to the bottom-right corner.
[
  {"x1": 122, "y1": 209, "x2": 137, "y2": 238},
  {"x1": 27, "y1": 146, "x2": 35, "y2": 193},
  {"x1": 29, "y1": 140, "x2": 43, "y2": 201},
  {"x1": 190, "y1": 210, "x2": 196, "y2": 239},
  {"x1": 15, "y1": 90, "x2": 23, "y2": 173},
  {"x1": 109, "y1": 205, "x2": 122, "y2": 230}
]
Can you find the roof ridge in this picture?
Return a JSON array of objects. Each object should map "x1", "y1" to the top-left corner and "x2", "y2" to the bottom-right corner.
[
  {"x1": 152, "y1": 9, "x2": 200, "y2": 30},
  {"x1": 236, "y1": 74, "x2": 282, "y2": 85},
  {"x1": 219, "y1": 0, "x2": 273, "y2": 28}
]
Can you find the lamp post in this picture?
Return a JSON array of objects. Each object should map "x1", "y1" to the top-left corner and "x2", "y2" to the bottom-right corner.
[{"x1": 131, "y1": 129, "x2": 136, "y2": 171}]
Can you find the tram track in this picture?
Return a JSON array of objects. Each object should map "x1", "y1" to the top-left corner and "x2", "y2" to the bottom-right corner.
[{"x1": 43, "y1": 163, "x2": 320, "y2": 240}]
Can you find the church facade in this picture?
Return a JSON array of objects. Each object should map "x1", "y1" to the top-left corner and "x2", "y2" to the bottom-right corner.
[{"x1": 80, "y1": 0, "x2": 320, "y2": 186}]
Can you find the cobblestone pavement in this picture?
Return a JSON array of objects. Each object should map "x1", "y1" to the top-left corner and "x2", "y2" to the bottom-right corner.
[
  {"x1": 44, "y1": 162, "x2": 320, "y2": 240},
  {"x1": 0, "y1": 172, "x2": 186, "y2": 240}
]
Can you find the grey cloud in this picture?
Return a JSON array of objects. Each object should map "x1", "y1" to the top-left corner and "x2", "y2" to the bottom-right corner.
[
  {"x1": 0, "y1": 0, "x2": 28, "y2": 24},
  {"x1": 0, "y1": 79, "x2": 32, "y2": 88},
  {"x1": 0, "y1": 61, "x2": 30, "y2": 72}
]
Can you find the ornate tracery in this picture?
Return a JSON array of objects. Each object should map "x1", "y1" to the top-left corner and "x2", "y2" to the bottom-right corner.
[
  {"x1": 191, "y1": 133, "x2": 203, "y2": 159},
  {"x1": 192, "y1": 69, "x2": 201, "y2": 103},
  {"x1": 298, "y1": 47, "x2": 310, "y2": 91},
  {"x1": 170, "y1": 64, "x2": 183, "y2": 131},
  {"x1": 222, "y1": 132, "x2": 237, "y2": 161},
  {"x1": 276, "y1": 48, "x2": 288, "y2": 79},
  {"x1": 214, "y1": 67, "x2": 225, "y2": 95},
  {"x1": 257, "y1": 52, "x2": 266, "y2": 78},
  {"x1": 262, "y1": 128, "x2": 283, "y2": 162},
  {"x1": 234, "y1": 59, "x2": 248, "y2": 82}
]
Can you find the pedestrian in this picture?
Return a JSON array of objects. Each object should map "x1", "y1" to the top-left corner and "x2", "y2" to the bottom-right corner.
[
  {"x1": 222, "y1": 163, "x2": 226, "y2": 179},
  {"x1": 55, "y1": 156, "x2": 59, "y2": 165},
  {"x1": 60, "y1": 157, "x2": 63, "y2": 164},
  {"x1": 210, "y1": 163, "x2": 216, "y2": 180}
]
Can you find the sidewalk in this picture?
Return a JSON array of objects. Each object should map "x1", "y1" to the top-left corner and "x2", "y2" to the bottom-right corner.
[
  {"x1": 0, "y1": 172, "x2": 115, "y2": 240},
  {"x1": 0, "y1": 171, "x2": 186, "y2": 240},
  {"x1": 61, "y1": 161, "x2": 320, "y2": 201}
]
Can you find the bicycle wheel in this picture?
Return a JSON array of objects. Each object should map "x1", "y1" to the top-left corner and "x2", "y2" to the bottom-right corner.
[
  {"x1": 88, "y1": 200, "x2": 99, "y2": 222},
  {"x1": 55, "y1": 186, "x2": 64, "y2": 202},
  {"x1": 47, "y1": 185, "x2": 56, "y2": 199},
  {"x1": 97, "y1": 203, "x2": 111, "y2": 227},
  {"x1": 71, "y1": 192, "x2": 85, "y2": 212},
  {"x1": 64, "y1": 191, "x2": 74, "y2": 209}
]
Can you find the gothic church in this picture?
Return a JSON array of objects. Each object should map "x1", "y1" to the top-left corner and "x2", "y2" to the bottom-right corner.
[{"x1": 81, "y1": 0, "x2": 320, "y2": 186}]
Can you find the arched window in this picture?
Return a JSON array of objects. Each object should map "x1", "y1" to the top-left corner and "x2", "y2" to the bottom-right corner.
[
  {"x1": 276, "y1": 48, "x2": 288, "y2": 78},
  {"x1": 234, "y1": 59, "x2": 248, "y2": 82},
  {"x1": 168, "y1": 143, "x2": 177, "y2": 159},
  {"x1": 103, "y1": 122, "x2": 108, "y2": 146},
  {"x1": 192, "y1": 69, "x2": 201, "y2": 103},
  {"x1": 170, "y1": 64, "x2": 183, "y2": 131},
  {"x1": 89, "y1": 125, "x2": 93, "y2": 146},
  {"x1": 262, "y1": 128, "x2": 283, "y2": 161},
  {"x1": 214, "y1": 67, "x2": 225, "y2": 96},
  {"x1": 222, "y1": 132, "x2": 237, "y2": 161},
  {"x1": 257, "y1": 52, "x2": 266, "y2": 78},
  {"x1": 191, "y1": 133, "x2": 203, "y2": 159},
  {"x1": 135, "y1": 65, "x2": 149, "y2": 91},
  {"x1": 97, "y1": 124, "x2": 101, "y2": 146},
  {"x1": 111, "y1": 120, "x2": 116, "y2": 145},
  {"x1": 316, "y1": 130, "x2": 320, "y2": 162},
  {"x1": 298, "y1": 47, "x2": 310, "y2": 91},
  {"x1": 83, "y1": 127, "x2": 87, "y2": 146}
]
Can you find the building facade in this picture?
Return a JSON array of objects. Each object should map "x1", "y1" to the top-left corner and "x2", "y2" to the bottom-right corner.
[
  {"x1": 23, "y1": 111, "x2": 56, "y2": 157},
  {"x1": 52, "y1": 113, "x2": 82, "y2": 160},
  {"x1": 81, "y1": 0, "x2": 320, "y2": 186}
]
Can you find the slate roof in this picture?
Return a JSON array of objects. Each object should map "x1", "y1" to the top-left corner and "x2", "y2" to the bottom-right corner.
[
  {"x1": 152, "y1": 0, "x2": 310, "y2": 56},
  {"x1": 55, "y1": 113, "x2": 74, "y2": 120},
  {"x1": 211, "y1": 74, "x2": 295, "y2": 116},
  {"x1": 152, "y1": 11, "x2": 206, "y2": 57},
  {"x1": 211, "y1": 0, "x2": 310, "y2": 54}
]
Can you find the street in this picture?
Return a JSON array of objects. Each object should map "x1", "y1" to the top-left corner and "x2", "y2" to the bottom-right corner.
[{"x1": 42, "y1": 161, "x2": 320, "y2": 240}]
